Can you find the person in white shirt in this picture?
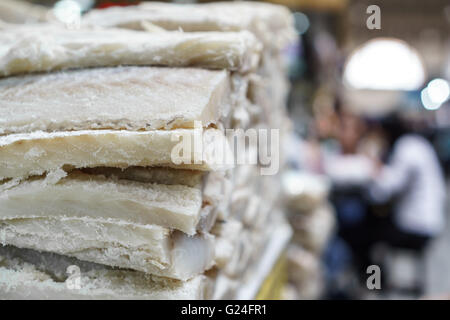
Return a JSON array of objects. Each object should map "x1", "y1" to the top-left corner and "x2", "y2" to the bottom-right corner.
[{"x1": 369, "y1": 115, "x2": 446, "y2": 249}]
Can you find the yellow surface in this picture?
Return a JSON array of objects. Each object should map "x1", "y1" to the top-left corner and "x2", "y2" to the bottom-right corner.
[
  {"x1": 197, "y1": 0, "x2": 349, "y2": 11},
  {"x1": 255, "y1": 252, "x2": 288, "y2": 300},
  {"x1": 263, "y1": 0, "x2": 348, "y2": 11}
]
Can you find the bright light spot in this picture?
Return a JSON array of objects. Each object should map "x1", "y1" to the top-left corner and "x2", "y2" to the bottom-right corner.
[
  {"x1": 53, "y1": 0, "x2": 81, "y2": 25},
  {"x1": 421, "y1": 78, "x2": 450, "y2": 110},
  {"x1": 282, "y1": 172, "x2": 305, "y2": 195},
  {"x1": 293, "y1": 12, "x2": 310, "y2": 35},
  {"x1": 344, "y1": 38, "x2": 425, "y2": 90},
  {"x1": 427, "y1": 78, "x2": 450, "y2": 104},
  {"x1": 421, "y1": 88, "x2": 441, "y2": 110}
]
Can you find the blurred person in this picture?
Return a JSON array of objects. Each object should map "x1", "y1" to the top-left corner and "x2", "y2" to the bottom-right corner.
[
  {"x1": 369, "y1": 114, "x2": 446, "y2": 247},
  {"x1": 337, "y1": 109, "x2": 367, "y2": 155},
  {"x1": 319, "y1": 107, "x2": 377, "y2": 295},
  {"x1": 368, "y1": 114, "x2": 447, "y2": 295}
]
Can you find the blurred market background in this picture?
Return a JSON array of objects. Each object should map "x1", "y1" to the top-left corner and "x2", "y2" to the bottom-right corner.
[{"x1": 2, "y1": 0, "x2": 449, "y2": 300}]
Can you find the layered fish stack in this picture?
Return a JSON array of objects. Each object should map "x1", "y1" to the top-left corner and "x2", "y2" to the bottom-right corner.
[
  {"x1": 84, "y1": 3, "x2": 296, "y2": 298},
  {"x1": 0, "y1": 1, "x2": 295, "y2": 299},
  {"x1": 282, "y1": 172, "x2": 335, "y2": 299}
]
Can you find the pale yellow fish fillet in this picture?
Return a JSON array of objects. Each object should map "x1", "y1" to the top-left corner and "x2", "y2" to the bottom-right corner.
[
  {"x1": 210, "y1": 219, "x2": 243, "y2": 269},
  {"x1": 0, "y1": 167, "x2": 230, "y2": 280},
  {"x1": 0, "y1": 66, "x2": 230, "y2": 134},
  {"x1": 0, "y1": 219, "x2": 215, "y2": 280},
  {"x1": 0, "y1": 171, "x2": 204, "y2": 235},
  {"x1": 79, "y1": 167, "x2": 231, "y2": 217},
  {"x1": 82, "y1": 166, "x2": 204, "y2": 188},
  {"x1": 83, "y1": 1, "x2": 296, "y2": 52},
  {"x1": 0, "y1": 25, "x2": 261, "y2": 77},
  {"x1": 0, "y1": 247, "x2": 212, "y2": 299},
  {"x1": 0, "y1": 128, "x2": 233, "y2": 180}
]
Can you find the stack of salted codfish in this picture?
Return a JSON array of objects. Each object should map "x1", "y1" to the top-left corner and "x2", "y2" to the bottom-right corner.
[
  {"x1": 0, "y1": 2, "x2": 296, "y2": 299},
  {"x1": 282, "y1": 172, "x2": 335, "y2": 299}
]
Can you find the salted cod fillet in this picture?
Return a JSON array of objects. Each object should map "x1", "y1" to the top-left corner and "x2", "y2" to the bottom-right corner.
[
  {"x1": 0, "y1": 219, "x2": 215, "y2": 280},
  {"x1": 83, "y1": 1, "x2": 296, "y2": 52},
  {"x1": 0, "y1": 127, "x2": 233, "y2": 180},
  {"x1": 0, "y1": 167, "x2": 231, "y2": 279},
  {"x1": 0, "y1": 66, "x2": 231, "y2": 134},
  {"x1": 0, "y1": 25, "x2": 261, "y2": 77},
  {"x1": 0, "y1": 246, "x2": 212, "y2": 299},
  {"x1": 0, "y1": 169, "x2": 217, "y2": 235},
  {"x1": 0, "y1": 66, "x2": 236, "y2": 180}
]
